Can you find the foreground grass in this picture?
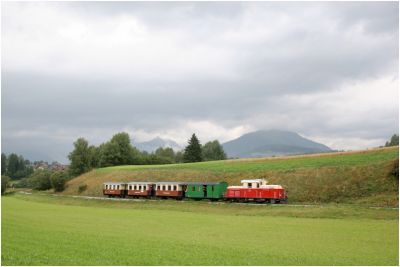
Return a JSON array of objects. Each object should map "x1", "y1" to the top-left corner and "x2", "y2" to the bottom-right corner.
[{"x1": 2, "y1": 194, "x2": 399, "y2": 265}]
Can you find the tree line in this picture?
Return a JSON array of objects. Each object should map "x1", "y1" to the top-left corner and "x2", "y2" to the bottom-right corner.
[
  {"x1": 385, "y1": 134, "x2": 399, "y2": 147},
  {"x1": 1, "y1": 153, "x2": 34, "y2": 179},
  {"x1": 68, "y1": 132, "x2": 226, "y2": 177}
]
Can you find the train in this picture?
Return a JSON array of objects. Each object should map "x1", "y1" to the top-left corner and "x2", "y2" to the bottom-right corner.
[{"x1": 103, "y1": 178, "x2": 288, "y2": 203}]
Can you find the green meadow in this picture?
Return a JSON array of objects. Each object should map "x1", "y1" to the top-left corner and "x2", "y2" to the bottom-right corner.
[
  {"x1": 98, "y1": 147, "x2": 399, "y2": 173},
  {"x1": 2, "y1": 193, "x2": 398, "y2": 265}
]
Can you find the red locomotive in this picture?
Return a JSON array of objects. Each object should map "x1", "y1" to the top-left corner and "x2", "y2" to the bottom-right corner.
[{"x1": 224, "y1": 179, "x2": 287, "y2": 203}]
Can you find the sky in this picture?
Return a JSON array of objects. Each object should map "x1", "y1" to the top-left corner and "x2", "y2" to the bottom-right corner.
[{"x1": 1, "y1": 1, "x2": 399, "y2": 163}]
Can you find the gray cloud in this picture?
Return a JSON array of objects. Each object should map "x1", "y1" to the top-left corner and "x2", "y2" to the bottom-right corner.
[{"x1": 1, "y1": 1, "x2": 398, "y2": 163}]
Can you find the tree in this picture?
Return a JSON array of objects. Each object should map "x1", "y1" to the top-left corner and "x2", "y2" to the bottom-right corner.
[
  {"x1": 50, "y1": 171, "x2": 69, "y2": 192},
  {"x1": 1, "y1": 175, "x2": 11, "y2": 195},
  {"x1": 183, "y1": 134, "x2": 203, "y2": 163},
  {"x1": 68, "y1": 138, "x2": 92, "y2": 177},
  {"x1": 202, "y1": 140, "x2": 227, "y2": 161},
  {"x1": 88, "y1": 145, "x2": 100, "y2": 168},
  {"x1": 154, "y1": 147, "x2": 175, "y2": 163},
  {"x1": 385, "y1": 134, "x2": 399, "y2": 147},
  {"x1": 6, "y1": 153, "x2": 19, "y2": 179},
  {"x1": 99, "y1": 132, "x2": 137, "y2": 167},
  {"x1": 175, "y1": 151, "x2": 184, "y2": 163},
  {"x1": 1, "y1": 153, "x2": 7, "y2": 175}
]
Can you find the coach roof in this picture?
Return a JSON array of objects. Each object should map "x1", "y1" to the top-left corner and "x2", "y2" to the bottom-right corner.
[{"x1": 185, "y1": 182, "x2": 226, "y2": 185}]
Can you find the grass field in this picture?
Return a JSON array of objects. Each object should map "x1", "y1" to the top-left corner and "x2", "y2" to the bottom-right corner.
[
  {"x1": 98, "y1": 147, "x2": 399, "y2": 173},
  {"x1": 63, "y1": 147, "x2": 399, "y2": 205},
  {"x1": 2, "y1": 193, "x2": 399, "y2": 265}
]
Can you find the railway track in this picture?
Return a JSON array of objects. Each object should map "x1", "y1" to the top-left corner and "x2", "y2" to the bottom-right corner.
[{"x1": 16, "y1": 191, "x2": 398, "y2": 209}]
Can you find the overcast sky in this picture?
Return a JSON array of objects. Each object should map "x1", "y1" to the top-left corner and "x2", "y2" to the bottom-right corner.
[{"x1": 1, "y1": 1, "x2": 399, "y2": 163}]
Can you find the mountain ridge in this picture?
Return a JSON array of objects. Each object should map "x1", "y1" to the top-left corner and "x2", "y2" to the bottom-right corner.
[
  {"x1": 134, "y1": 137, "x2": 182, "y2": 152},
  {"x1": 222, "y1": 130, "x2": 332, "y2": 158}
]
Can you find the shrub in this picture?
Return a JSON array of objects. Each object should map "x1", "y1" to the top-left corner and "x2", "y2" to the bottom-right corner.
[
  {"x1": 50, "y1": 171, "x2": 69, "y2": 192},
  {"x1": 78, "y1": 184, "x2": 87, "y2": 193},
  {"x1": 28, "y1": 170, "x2": 52, "y2": 190},
  {"x1": 391, "y1": 160, "x2": 399, "y2": 180},
  {"x1": 1, "y1": 175, "x2": 11, "y2": 195}
]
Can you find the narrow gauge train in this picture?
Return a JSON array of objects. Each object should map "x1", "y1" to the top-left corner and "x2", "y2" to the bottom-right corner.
[{"x1": 103, "y1": 179, "x2": 287, "y2": 203}]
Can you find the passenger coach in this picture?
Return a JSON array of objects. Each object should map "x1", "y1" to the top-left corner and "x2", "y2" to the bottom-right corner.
[
  {"x1": 103, "y1": 182, "x2": 127, "y2": 198},
  {"x1": 154, "y1": 182, "x2": 185, "y2": 199},
  {"x1": 126, "y1": 182, "x2": 154, "y2": 198}
]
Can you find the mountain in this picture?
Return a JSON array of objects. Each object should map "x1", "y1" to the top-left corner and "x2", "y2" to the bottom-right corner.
[
  {"x1": 134, "y1": 137, "x2": 182, "y2": 152},
  {"x1": 222, "y1": 130, "x2": 332, "y2": 158}
]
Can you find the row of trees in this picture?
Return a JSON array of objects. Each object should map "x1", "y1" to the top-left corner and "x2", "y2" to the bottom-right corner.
[
  {"x1": 1, "y1": 153, "x2": 34, "y2": 179},
  {"x1": 68, "y1": 132, "x2": 226, "y2": 177},
  {"x1": 385, "y1": 134, "x2": 399, "y2": 147},
  {"x1": 183, "y1": 134, "x2": 226, "y2": 162},
  {"x1": 7, "y1": 170, "x2": 70, "y2": 192}
]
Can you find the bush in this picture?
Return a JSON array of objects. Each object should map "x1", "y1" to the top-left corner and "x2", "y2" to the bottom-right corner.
[
  {"x1": 50, "y1": 171, "x2": 69, "y2": 192},
  {"x1": 78, "y1": 184, "x2": 87, "y2": 193},
  {"x1": 13, "y1": 177, "x2": 31, "y2": 188},
  {"x1": 391, "y1": 160, "x2": 399, "y2": 180},
  {"x1": 28, "y1": 170, "x2": 52, "y2": 190},
  {"x1": 1, "y1": 175, "x2": 11, "y2": 195}
]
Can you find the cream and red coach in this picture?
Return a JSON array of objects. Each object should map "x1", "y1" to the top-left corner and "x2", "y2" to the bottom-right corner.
[
  {"x1": 154, "y1": 182, "x2": 185, "y2": 199},
  {"x1": 103, "y1": 182, "x2": 127, "y2": 198},
  {"x1": 224, "y1": 179, "x2": 287, "y2": 203},
  {"x1": 126, "y1": 182, "x2": 154, "y2": 198}
]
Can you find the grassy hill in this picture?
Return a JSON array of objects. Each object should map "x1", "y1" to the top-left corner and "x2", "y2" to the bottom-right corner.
[{"x1": 63, "y1": 146, "x2": 399, "y2": 205}]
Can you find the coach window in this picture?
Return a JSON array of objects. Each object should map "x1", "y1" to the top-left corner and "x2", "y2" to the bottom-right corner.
[
  {"x1": 129, "y1": 185, "x2": 132, "y2": 190},
  {"x1": 157, "y1": 185, "x2": 160, "y2": 190},
  {"x1": 248, "y1": 183, "x2": 252, "y2": 188},
  {"x1": 144, "y1": 185, "x2": 147, "y2": 190},
  {"x1": 117, "y1": 185, "x2": 120, "y2": 190},
  {"x1": 162, "y1": 185, "x2": 165, "y2": 190},
  {"x1": 167, "y1": 185, "x2": 170, "y2": 191},
  {"x1": 257, "y1": 183, "x2": 260, "y2": 188},
  {"x1": 173, "y1": 185, "x2": 177, "y2": 191}
]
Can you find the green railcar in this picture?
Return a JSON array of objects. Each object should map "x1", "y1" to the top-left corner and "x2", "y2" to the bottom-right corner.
[{"x1": 184, "y1": 182, "x2": 228, "y2": 200}]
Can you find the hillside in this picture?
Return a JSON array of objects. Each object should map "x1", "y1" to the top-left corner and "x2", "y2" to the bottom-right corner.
[
  {"x1": 222, "y1": 130, "x2": 332, "y2": 158},
  {"x1": 63, "y1": 146, "x2": 399, "y2": 205}
]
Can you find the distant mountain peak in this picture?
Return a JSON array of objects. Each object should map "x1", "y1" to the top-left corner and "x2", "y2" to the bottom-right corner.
[
  {"x1": 134, "y1": 137, "x2": 182, "y2": 152},
  {"x1": 222, "y1": 129, "x2": 331, "y2": 158}
]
